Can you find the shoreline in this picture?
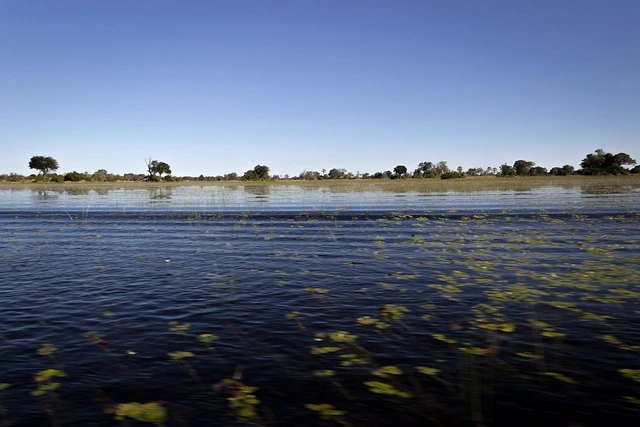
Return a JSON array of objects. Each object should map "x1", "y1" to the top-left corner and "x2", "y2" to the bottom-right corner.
[{"x1": 1, "y1": 175, "x2": 639, "y2": 193}]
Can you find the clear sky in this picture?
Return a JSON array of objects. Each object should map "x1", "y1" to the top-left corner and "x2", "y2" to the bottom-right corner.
[{"x1": 1, "y1": 0, "x2": 638, "y2": 177}]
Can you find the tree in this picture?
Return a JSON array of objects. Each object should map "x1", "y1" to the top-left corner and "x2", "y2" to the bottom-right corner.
[
  {"x1": 92, "y1": 169, "x2": 109, "y2": 182},
  {"x1": 243, "y1": 165, "x2": 270, "y2": 181},
  {"x1": 299, "y1": 170, "x2": 321, "y2": 180},
  {"x1": 414, "y1": 161, "x2": 435, "y2": 178},
  {"x1": 328, "y1": 168, "x2": 346, "y2": 179},
  {"x1": 513, "y1": 160, "x2": 535, "y2": 176},
  {"x1": 29, "y1": 156, "x2": 59, "y2": 177},
  {"x1": 499, "y1": 163, "x2": 515, "y2": 176},
  {"x1": 549, "y1": 165, "x2": 574, "y2": 176},
  {"x1": 146, "y1": 159, "x2": 172, "y2": 181},
  {"x1": 528, "y1": 166, "x2": 548, "y2": 176},
  {"x1": 434, "y1": 161, "x2": 449, "y2": 178},
  {"x1": 253, "y1": 165, "x2": 270, "y2": 180},
  {"x1": 393, "y1": 165, "x2": 407, "y2": 178},
  {"x1": 580, "y1": 149, "x2": 636, "y2": 175}
]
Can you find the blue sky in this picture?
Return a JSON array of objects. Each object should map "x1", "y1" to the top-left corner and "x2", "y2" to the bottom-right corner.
[{"x1": 1, "y1": 0, "x2": 638, "y2": 177}]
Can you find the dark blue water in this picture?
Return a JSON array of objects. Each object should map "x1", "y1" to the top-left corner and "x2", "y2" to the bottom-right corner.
[{"x1": 0, "y1": 185, "x2": 639, "y2": 426}]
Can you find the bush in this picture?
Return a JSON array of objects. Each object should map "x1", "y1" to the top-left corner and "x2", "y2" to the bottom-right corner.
[
  {"x1": 441, "y1": 171, "x2": 465, "y2": 179},
  {"x1": 64, "y1": 171, "x2": 89, "y2": 182}
]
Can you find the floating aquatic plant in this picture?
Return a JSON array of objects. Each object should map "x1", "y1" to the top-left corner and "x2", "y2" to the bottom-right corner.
[
  {"x1": 373, "y1": 366, "x2": 403, "y2": 378},
  {"x1": 310, "y1": 346, "x2": 341, "y2": 355},
  {"x1": 378, "y1": 304, "x2": 409, "y2": 320},
  {"x1": 214, "y1": 377, "x2": 261, "y2": 420},
  {"x1": 305, "y1": 403, "x2": 347, "y2": 419},
  {"x1": 364, "y1": 381, "x2": 412, "y2": 398},
  {"x1": 543, "y1": 371, "x2": 577, "y2": 384},
  {"x1": 111, "y1": 402, "x2": 167, "y2": 426},
  {"x1": 168, "y1": 351, "x2": 194, "y2": 361},
  {"x1": 198, "y1": 333, "x2": 216, "y2": 345},
  {"x1": 432, "y1": 333, "x2": 457, "y2": 344},
  {"x1": 169, "y1": 321, "x2": 190, "y2": 333},
  {"x1": 305, "y1": 287, "x2": 329, "y2": 294},
  {"x1": 415, "y1": 366, "x2": 440, "y2": 376},
  {"x1": 356, "y1": 316, "x2": 377, "y2": 325},
  {"x1": 619, "y1": 369, "x2": 640, "y2": 383},
  {"x1": 32, "y1": 369, "x2": 66, "y2": 397},
  {"x1": 36, "y1": 344, "x2": 57, "y2": 357},
  {"x1": 328, "y1": 331, "x2": 358, "y2": 343},
  {"x1": 313, "y1": 370, "x2": 336, "y2": 377},
  {"x1": 339, "y1": 353, "x2": 368, "y2": 367}
]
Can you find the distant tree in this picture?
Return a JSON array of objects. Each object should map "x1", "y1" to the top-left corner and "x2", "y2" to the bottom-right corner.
[
  {"x1": 146, "y1": 159, "x2": 172, "y2": 181},
  {"x1": 513, "y1": 160, "x2": 535, "y2": 176},
  {"x1": 92, "y1": 169, "x2": 109, "y2": 182},
  {"x1": 253, "y1": 165, "x2": 270, "y2": 180},
  {"x1": 328, "y1": 168, "x2": 346, "y2": 179},
  {"x1": 224, "y1": 172, "x2": 238, "y2": 181},
  {"x1": 528, "y1": 166, "x2": 548, "y2": 176},
  {"x1": 243, "y1": 165, "x2": 270, "y2": 181},
  {"x1": 0, "y1": 173, "x2": 26, "y2": 182},
  {"x1": 558, "y1": 165, "x2": 574, "y2": 175},
  {"x1": 499, "y1": 163, "x2": 515, "y2": 177},
  {"x1": 300, "y1": 170, "x2": 321, "y2": 180},
  {"x1": 243, "y1": 170, "x2": 258, "y2": 180},
  {"x1": 434, "y1": 161, "x2": 449, "y2": 178},
  {"x1": 393, "y1": 165, "x2": 407, "y2": 178},
  {"x1": 414, "y1": 161, "x2": 435, "y2": 178},
  {"x1": 465, "y1": 167, "x2": 483, "y2": 176},
  {"x1": 580, "y1": 149, "x2": 636, "y2": 175},
  {"x1": 29, "y1": 155, "x2": 59, "y2": 177}
]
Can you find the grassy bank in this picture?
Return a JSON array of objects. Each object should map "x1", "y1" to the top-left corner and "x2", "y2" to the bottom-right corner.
[{"x1": 1, "y1": 175, "x2": 639, "y2": 193}]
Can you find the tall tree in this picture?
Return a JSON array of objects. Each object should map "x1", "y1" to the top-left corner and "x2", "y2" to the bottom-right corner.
[
  {"x1": 146, "y1": 159, "x2": 172, "y2": 180},
  {"x1": 434, "y1": 161, "x2": 449, "y2": 178},
  {"x1": 29, "y1": 156, "x2": 59, "y2": 177},
  {"x1": 499, "y1": 163, "x2": 515, "y2": 176},
  {"x1": 580, "y1": 149, "x2": 636, "y2": 175},
  {"x1": 415, "y1": 161, "x2": 434, "y2": 178},
  {"x1": 328, "y1": 168, "x2": 346, "y2": 179},
  {"x1": 513, "y1": 160, "x2": 535, "y2": 176},
  {"x1": 243, "y1": 165, "x2": 270, "y2": 180},
  {"x1": 393, "y1": 165, "x2": 407, "y2": 178}
]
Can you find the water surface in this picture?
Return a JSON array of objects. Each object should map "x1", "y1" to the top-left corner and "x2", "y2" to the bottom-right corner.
[{"x1": 1, "y1": 185, "x2": 639, "y2": 426}]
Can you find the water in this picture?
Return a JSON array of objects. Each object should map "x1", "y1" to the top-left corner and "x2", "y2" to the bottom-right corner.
[{"x1": 0, "y1": 184, "x2": 639, "y2": 426}]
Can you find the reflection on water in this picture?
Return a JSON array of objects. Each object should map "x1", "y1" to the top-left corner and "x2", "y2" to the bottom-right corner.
[
  {"x1": 147, "y1": 186, "x2": 173, "y2": 202},
  {"x1": 2, "y1": 184, "x2": 639, "y2": 215},
  {"x1": 32, "y1": 190, "x2": 59, "y2": 201}
]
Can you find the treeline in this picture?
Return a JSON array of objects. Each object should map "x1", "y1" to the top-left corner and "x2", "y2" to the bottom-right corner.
[{"x1": 2, "y1": 149, "x2": 637, "y2": 183}]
